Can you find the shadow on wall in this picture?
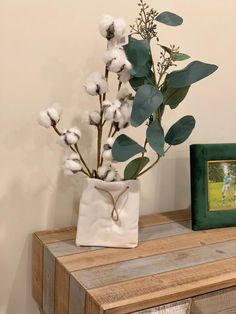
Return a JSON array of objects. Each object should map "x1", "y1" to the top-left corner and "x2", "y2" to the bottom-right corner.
[{"x1": 140, "y1": 156, "x2": 191, "y2": 214}]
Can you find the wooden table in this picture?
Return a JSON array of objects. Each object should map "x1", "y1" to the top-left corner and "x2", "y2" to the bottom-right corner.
[{"x1": 32, "y1": 209, "x2": 236, "y2": 314}]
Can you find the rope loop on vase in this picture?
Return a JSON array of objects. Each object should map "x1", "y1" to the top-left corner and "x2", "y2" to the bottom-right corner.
[{"x1": 94, "y1": 185, "x2": 130, "y2": 222}]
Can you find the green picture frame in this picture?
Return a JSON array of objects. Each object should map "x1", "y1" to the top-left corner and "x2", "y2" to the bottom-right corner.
[{"x1": 190, "y1": 143, "x2": 236, "y2": 230}]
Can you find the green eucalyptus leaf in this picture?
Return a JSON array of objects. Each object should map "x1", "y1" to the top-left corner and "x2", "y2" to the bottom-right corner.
[
  {"x1": 155, "y1": 11, "x2": 183, "y2": 26},
  {"x1": 129, "y1": 71, "x2": 155, "y2": 91},
  {"x1": 163, "y1": 85, "x2": 190, "y2": 109},
  {"x1": 160, "y1": 45, "x2": 172, "y2": 54},
  {"x1": 165, "y1": 115, "x2": 196, "y2": 145},
  {"x1": 173, "y1": 52, "x2": 190, "y2": 61},
  {"x1": 167, "y1": 61, "x2": 218, "y2": 88},
  {"x1": 112, "y1": 134, "x2": 146, "y2": 162},
  {"x1": 124, "y1": 157, "x2": 150, "y2": 180},
  {"x1": 146, "y1": 121, "x2": 165, "y2": 156},
  {"x1": 124, "y1": 37, "x2": 152, "y2": 77},
  {"x1": 131, "y1": 84, "x2": 163, "y2": 127}
]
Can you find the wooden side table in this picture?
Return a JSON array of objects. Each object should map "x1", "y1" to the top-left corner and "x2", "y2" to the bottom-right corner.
[{"x1": 32, "y1": 209, "x2": 236, "y2": 313}]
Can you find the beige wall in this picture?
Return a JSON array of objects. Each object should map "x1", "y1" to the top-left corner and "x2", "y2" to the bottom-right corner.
[{"x1": 0, "y1": 0, "x2": 235, "y2": 313}]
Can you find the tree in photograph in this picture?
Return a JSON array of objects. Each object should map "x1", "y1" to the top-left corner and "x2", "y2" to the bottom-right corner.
[{"x1": 208, "y1": 163, "x2": 224, "y2": 182}]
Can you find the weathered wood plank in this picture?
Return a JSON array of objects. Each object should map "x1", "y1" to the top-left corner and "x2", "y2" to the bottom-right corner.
[
  {"x1": 139, "y1": 209, "x2": 191, "y2": 228},
  {"x1": 35, "y1": 210, "x2": 191, "y2": 247},
  {"x1": 134, "y1": 299, "x2": 192, "y2": 313},
  {"x1": 85, "y1": 293, "x2": 104, "y2": 314},
  {"x1": 60, "y1": 227, "x2": 236, "y2": 272},
  {"x1": 32, "y1": 234, "x2": 44, "y2": 308},
  {"x1": 55, "y1": 261, "x2": 70, "y2": 314},
  {"x1": 43, "y1": 247, "x2": 55, "y2": 314},
  {"x1": 47, "y1": 240, "x2": 101, "y2": 258},
  {"x1": 58, "y1": 220, "x2": 192, "y2": 272},
  {"x1": 88, "y1": 258, "x2": 236, "y2": 314},
  {"x1": 69, "y1": 276, "x2": 86, "y2": 314},
  {"x1": 191, "y1": 286, "x2": 236, "y2": 314},
  {"x1": 73, "y1": 240, "x2": 236, "y2": 290},
  {"x1": 35, "y1": 227, "x2": 76, "y2": 245},
  {"x1": 139, "y1": 220, "x2": 191, "y2": 241},
  {"x1": 47, "y1": 220, "x2": 191, "y2": 260}
]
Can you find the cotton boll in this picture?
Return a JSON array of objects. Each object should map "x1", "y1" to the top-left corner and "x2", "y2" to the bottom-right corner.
[
  {"x1": 59, "y1": 127, "x2": 81, "y2": 146},
  {"x1": 38, "y1": 107, "x2": 61, "y2": 128},
  {"x1": 64, "y1": 169, "x2": 75, "y2": 176},
  {"x1": 106, "y1": 137, "x2": 115, "y2": 147},
  {"x1": 104, "y1": 47, "x2": 127, "y2": 73},
  {"x1": 65, "y1": 159, "x2": 82, "y2": 172},
  {"x1": 63, "y1": 153, "x2": 82, "y2": 176},
  {"x1": 117, "y1": 87, "x2": 132, "y2": 101},
  {"x1": 38, "y1": 111, "x2": 52, "y2": 128},
  {"x1": 97, "y1": 165, "x2": 110, "y2": 179},
  {"x1": 105, "y1": 169, "x2": 116, "y2": 182},
  {"x1": 118, "y1": 69, "x2": 131, "y2": 83},
  {"x1": 84, "y1": 82, "x2": 99, "y2": 96},
  {"x1": 113, "y1": 18, "x2": 126, "y2": 38},
  {"x1": 84, "y1": 72, "x2": 108, "y2": 96},
  {"x1": 120, "y1": 102, "x2": 132, "y2": 121},
  {"x1": 102, "y1": 149, "x2": 113, "y2": 161},
  {"x1": 99, "y1": 15, "x2": 115, "y2": 40},
  {"x1": 89, "y1": 111, "x2": 101, "y2": 126}
]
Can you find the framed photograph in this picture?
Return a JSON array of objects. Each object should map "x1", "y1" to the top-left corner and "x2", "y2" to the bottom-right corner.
[{"x1": 190, "y1": 143, "x2": 236, "y2": 230}]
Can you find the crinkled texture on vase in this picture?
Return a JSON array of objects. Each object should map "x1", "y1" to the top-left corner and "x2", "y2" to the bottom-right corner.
[
  {"x1": 84, "y1": 72, "x2": 108, "y2": 96},
  {"x1": 64, "y1": 153, "x2": 82, "y2": 176},
  {"x1": 104, "y1": 47, "x2": 131, "y2": 73},
  {"x1": 89, "y1": 111, "x2": 101, "y2": 126},
  {"x1": 99, "y1": 15, "x2": 126, "y2": 42},
  {"x1": 59, "y1": 127, "x2": 81, "y2": 146},
  {"x1": 97, "y1": 164, "x2": 119, "y2": 182},
  {"x1": 38, "y1": 107, "x2": 61, "y2": 128}
]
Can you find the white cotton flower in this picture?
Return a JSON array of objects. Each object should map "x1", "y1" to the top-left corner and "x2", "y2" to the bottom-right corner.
[
  {"x1": 99, "y1": 15, "x2": 126, "y2": 42},
  {"x1": 117, "y1": 87, "x2": 132, "y2": 101},
  {"x1": 104, "y1": 47, "x2": 131, "y2": 73},
  {"x1": 38, "y1": 107, "x2": 61, "y2": 128},
  {"x1": 99, "y1": 15, "x2": 115, "y2": 40},
  {"x1": 113, "y1": 18, "x2": 126, "y2": 39},
  {"x1": 118, "y1": 68, "x2": 131, "y2": 83},
  {"x1": 106, "y1": 137, "x2": 115, "y2": 147},
  {"x1": 97, "y1": 164, "x2": 119, "y2": 182},
  {"x1": 84, "y1": 72, "x2": 108, "y2": 96},
  {"x1": 64, "y1": 153, "x2": 82, "y2": 176},
  {"x1": 59, "y1": 127, "x2": 81, "y2": 146},
  {"x1": 102, "y1": 137, "x2": 115, "y2": 161},
  {"x1": 103, "y1": 99, "x2": 123, "y2": 122},
  {"x1": 89, "y1": 111, "x2": 101, "y2": 126},
  {"x1": 102, "y1": 150, "x2": 113, "y2": 161},
  {"x1": 105, "y1": 169, "x2": 117, "y2": 182}
]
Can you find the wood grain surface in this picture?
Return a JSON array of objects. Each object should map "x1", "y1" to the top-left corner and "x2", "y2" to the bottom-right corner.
[{"x1": 32, "y1": 209, "x2": 236, "y2": 314}]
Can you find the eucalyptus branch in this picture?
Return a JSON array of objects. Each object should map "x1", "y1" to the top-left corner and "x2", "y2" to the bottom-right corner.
[
  {"x1": 130, "y1": 0, "x2": 158, "y2": 41},
  {"x1": 135, "y1": 155, "x2": 161, "y2": 178},
  {"x1": 135, "y1": 145, "x2": 172, "y2": 178}
]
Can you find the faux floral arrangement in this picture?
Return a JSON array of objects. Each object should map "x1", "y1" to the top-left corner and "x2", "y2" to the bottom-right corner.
[{"x1": 38, "y1": 0, "x2": 218, "y2": 182}]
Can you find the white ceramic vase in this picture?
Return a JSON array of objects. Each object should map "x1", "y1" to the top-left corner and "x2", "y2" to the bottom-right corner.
[{"x1": 75, "y1": 178, "x2": 140, "y2": 248}]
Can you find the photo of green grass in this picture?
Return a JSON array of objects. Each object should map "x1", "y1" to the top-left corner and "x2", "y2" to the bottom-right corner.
[{"x1": 208, "y1": 160, "x2": 236, "y2": 211}]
